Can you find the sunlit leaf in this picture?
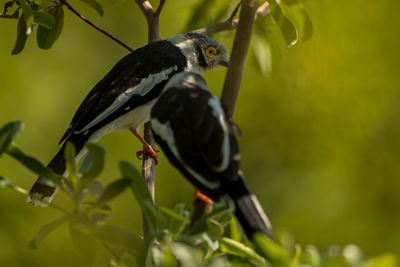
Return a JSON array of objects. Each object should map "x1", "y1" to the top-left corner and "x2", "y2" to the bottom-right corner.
[
  {"x1": 30, "y1": 215, "x2": 69, "y2": 249},
  {"x1": 33, "y1": 11, "x2": 54, "y2": 29},
  {"x1": 0, "y1": 121, "x2": 23, "y2": 156},
  {"x1": 96, "y1": 178, "x2": 132, "y2": 206},
  {"x1": 17, "y1": 0, "x2": 32, "y2": 34},
  {"x1": 77, "y1": 0, "x2": 104, "y2": 17},
  {"x1": 229, "y1": 218, "x2": 242, "y2": 242},
  {"x1": 220, "y1": 237, "x2": 266, "y2": 266},
  {"x1": 75, "y1": 223, "x2": 142, "y2": 253},
  {"x1": 252, "y1": 233, "x2": 290, "y2": 266},
  {"x1": 362, "y1": 254, "x2": 398, "y2": 267},
  {"x1": 302, "y1": 245, "x2": 321, "y2": 266},
  {"x1": 6, "y1": 145, "x2": 62, "y2": 187},
  {"x1": 11, "y1": 14, "x2": 28, "y2": 54},
  {"x1": 78, "y1": 143, "x2": 105, "y2": 191},
  {"x1": 37, "y1": 6, "x2": 64, "y2": 49}
]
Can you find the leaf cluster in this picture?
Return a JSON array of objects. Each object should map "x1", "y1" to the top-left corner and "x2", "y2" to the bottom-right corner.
[
  {"x1": 0, "y1": 0, "x2": 103, "y2": 54},
  {"x1": 0, "y1": 121, "x2": 398, "y2": 267}
]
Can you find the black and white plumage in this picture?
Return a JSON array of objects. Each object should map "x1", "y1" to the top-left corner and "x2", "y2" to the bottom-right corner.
[
  {"x1": 150, "y1": 72, "x2": 273, "y2": 239},
  {"x1": 27, "y1": 33, "x2": 229, "y2": 207}
]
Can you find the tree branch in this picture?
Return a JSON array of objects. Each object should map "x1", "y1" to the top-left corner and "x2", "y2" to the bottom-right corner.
[
  {"x1": 134, "y1": 0, "x2": 164, "y2": 237},
  {"x1": 221, "y1": 0, "x2": 260, "y2": 116},
  {"x1": 63, "y1": 1, "x2": 133, "y2": 52},
  {"x1": 193, "y1": 2, "x2": 269, "y2": 36}
]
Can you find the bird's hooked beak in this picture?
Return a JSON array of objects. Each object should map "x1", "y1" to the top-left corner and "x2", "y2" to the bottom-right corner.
[
  {"x1": 219, "y1": 58, "x2": 229, "y2": 67},
  {"x1": 219, "y1": 56, "x2": 229, "y2": 67}
]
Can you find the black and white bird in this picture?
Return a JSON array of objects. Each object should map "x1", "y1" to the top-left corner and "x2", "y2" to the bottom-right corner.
[
  {"x1": 27, "y1": 33, "x2": 229, "y2": 207},
  {"x1": 150, "y1": 72, "x2": 273, "y2": 239}
]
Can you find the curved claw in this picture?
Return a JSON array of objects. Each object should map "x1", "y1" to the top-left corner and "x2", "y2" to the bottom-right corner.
[{"x1": 136, "y1": 146, "x2": 160, "y2": 165}]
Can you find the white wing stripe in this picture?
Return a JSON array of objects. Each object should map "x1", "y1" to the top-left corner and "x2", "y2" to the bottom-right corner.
[
  {"x1": 208, "y1": 96, "x2": 230, "y2": 172},
  {"x1": 151, "y1": 118, "x2": 220, "y2": 190},
  {"x1": 75, "y1": 65, "x2": 178, "y2": 134}
]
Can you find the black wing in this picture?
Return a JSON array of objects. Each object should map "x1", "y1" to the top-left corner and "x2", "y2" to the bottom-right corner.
[
  {"x1": 60, "y1": 40, "x2": 187, "y2": 144},
  {"x1": 151, "y1": 86, "x2": 239, "y2": 198}
]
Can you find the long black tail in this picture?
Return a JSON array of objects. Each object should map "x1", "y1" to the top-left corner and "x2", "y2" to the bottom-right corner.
[
  {"x1": 26, "y1": 145, "x2": 67, "y2": 207},
  {"x1": 227, "y1": 175, "x2": 274, "y2": 240}
]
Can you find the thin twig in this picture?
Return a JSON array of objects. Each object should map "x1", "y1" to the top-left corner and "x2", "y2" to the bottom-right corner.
[
  {"x1": 227, "y1": 0, "x2": 242, "y2": 21},
  {"x1": 63, "y1": 0, "x2": 133, "y2": 52},
  {"x1": 154, "y1": 0, "x2": 166, "y2": 18},
  {"x1": 193, "y1": 1, "x2": 270, "y2": 35}
]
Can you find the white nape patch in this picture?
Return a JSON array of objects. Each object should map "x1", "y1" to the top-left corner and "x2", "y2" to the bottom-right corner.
[
  {"x1": 208, "y1": 96, "x2": 230, "y2": 172},
  {"x1": 163, "y1": 72, "x2": 209, "y2": 93},
  {"x1": 168, "y1": 35, "x2": 202, "y2": 74},
  {"x1": 151, "y1": 118, "x2": 220, "y2": 190},
  {"x1": 75, "y1": 65, "x2": 177, "y2": 134}
]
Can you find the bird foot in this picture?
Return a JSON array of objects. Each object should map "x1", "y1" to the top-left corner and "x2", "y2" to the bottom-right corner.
[
  {"x1": 136, "y1": 146, "x2": 160, "y2": 165},
  {"x1": 193, "y1": 190, "x2": 213, "y2": 205}
]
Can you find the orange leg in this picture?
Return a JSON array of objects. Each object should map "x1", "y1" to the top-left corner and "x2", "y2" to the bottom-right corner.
[
  {"x1": 193, "y1": 189, "x2": 213, "y2": 205},
  {"x1": 129, "y1": 128, "x2": 160, "y2": 165}
]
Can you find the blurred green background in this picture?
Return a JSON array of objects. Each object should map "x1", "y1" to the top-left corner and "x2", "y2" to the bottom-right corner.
[{"x1": 0, "y1": 0, "x2": 399, "y2": 266}]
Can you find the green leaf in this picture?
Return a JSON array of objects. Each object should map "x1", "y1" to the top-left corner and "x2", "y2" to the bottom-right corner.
[
  {"x1": 279, "y1": 0, "x2": 313, "y2": 42},
  {"x1": 78, "y1": 143, "x2": 105, "y2": 191},
  {"x1": 120, "y1": 161, "x2": 166, "y2": 228},
  {"x1": 96, "y1": 178, "x2": 132, "y2": 206},
  {"x1": 141, "y1": 200, "x2": 167, "y2": 230},
  {"x1": 0, "y1": 1, "x2": 19, "y2": 19},
  {"x1": 229, "y1": 218, "x2": 242, "y2": 242},
  {"x1": 77, "y1": 0, "x2": 103, "y2": 17},
  {"x1": 11, "y1": 14, "x2": 28, "y2": 55},
  {"x1": 189, "y1": 204, "x2": 233, "y2": 237},
  {"x1": 30, "y1": 215, "x2": 69, "y2": 249},
  {"x1": 268, "y1": 0, "x2": 298, "y2": 47},
  {"x1": 64, "y1": 142, "x2": 77, "y2": 185},
  {"x1": 17, "y1": 0, "x2": 32, "y2": 34},
  {"x1": 6, "y1": 145, "x2": 63, "y2": 187},
  {"x1": 252, "y1": 233, "x2": 290, "y2": 266},
  {"x1": 74, "y1": 223, "x2": 142, "y2": 253},
  {"x1": 33, "y1": 11, "x2": 54, "y2": 29},
  {"x1": 0, "y1": 121, "x2": 23, "y2": 156},
  {"x1": 69, "y1": 222, "x2": 97, "y2": 266},
  {"x1": 37, "y1": 6, "x2": 64, "y2": 49},
  {"x1": 161, "y1": 204, "x2": 190, "y2": 235},
  {"x1": 220, "y1": 237, "x2": 266, "y2": 266},
  {"x1": 362, "y1": 254, "x2": 398, "y2": 267},
  {"x1": 120, "y1": 161, "x2": 152, "y2": 204},
  {"x1": 252, "y1": 31, "x2": 273, "y2": 76}
]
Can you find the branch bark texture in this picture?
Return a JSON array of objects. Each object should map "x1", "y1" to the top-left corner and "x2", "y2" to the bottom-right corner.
[{"x1": 134, "y1": 0, "x2": 164, "y2": 237}]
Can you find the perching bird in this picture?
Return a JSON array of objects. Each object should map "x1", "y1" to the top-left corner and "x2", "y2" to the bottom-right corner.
[
  {"x1": 27, "y1": 33, "x2": 229, "y2": 207},
  {"x1": 150, "y1": 72, "x2": 273, "y2": 239}
]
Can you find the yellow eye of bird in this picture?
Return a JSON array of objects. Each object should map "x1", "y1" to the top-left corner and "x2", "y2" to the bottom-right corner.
[{"x1": 205, "y1": 46, "x2": 217, "y2": 58}]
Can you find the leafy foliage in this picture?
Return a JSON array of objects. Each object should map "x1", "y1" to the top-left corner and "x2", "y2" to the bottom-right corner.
[{"x1": 0, "y1": 121, "x2": 397, "y2": 266}]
